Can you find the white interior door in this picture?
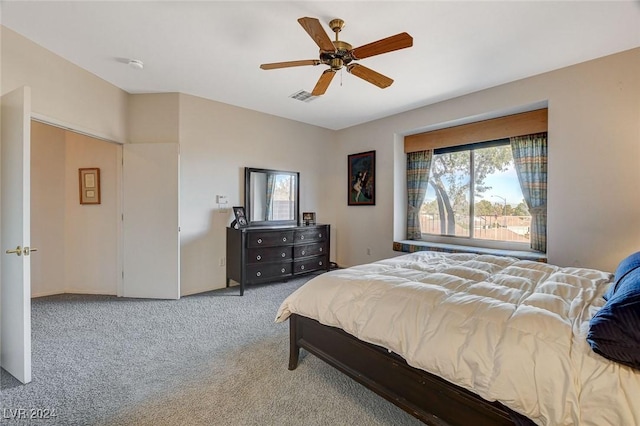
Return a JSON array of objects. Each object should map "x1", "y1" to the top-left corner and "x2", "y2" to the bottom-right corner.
[
  {"x1": 123, "y1": 143, "x2": 180, "y2": 299},
  {"x1": 1, "y1": 86, "x2": 32, "y2": 384}
]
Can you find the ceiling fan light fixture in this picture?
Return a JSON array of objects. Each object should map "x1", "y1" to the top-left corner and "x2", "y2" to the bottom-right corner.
[{"x1": 330, "y1": 58, "x2": 343, "y2": 70}]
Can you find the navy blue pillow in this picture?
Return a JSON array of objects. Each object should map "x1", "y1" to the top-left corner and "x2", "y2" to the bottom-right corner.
[
  {"x1": 588, "y1": 267, "x2": 640, "y2": 370},
  {"x1": 602, "y1": 285, "x2": 615, "y2": 301},
  {"x1": 605, "y1": 251, "x2": 640, "y2": 300}
]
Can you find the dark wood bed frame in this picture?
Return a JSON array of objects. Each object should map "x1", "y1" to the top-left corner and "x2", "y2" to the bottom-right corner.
[{"x1": 289, "y1": 314, "x2": 535, "y2": 426}]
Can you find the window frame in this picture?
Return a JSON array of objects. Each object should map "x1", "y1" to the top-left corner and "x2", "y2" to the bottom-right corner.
[{"x1": 420, "y1": 139, "x2": 533, "y2": 252}]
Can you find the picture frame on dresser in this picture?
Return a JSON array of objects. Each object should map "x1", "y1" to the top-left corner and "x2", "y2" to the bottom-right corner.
[
  {"x1": 231, "y1": 206, "x2": 248, "y2": 228},
  {"x1": 302, "y1": 212, "x2": 316, "y2": 226}
]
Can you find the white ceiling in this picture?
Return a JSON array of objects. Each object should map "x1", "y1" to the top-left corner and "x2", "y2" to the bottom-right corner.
[{"x1": 2, "y1": 1, "x2": 639, "y2": 130}]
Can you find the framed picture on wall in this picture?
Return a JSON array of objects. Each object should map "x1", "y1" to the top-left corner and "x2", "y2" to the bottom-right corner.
[
  {"x1": 79, "y1": 168, "x2": 101, "y2": 205},
  {"x1": 348, "y1": 150, "x2": 375, "y2": 206}
]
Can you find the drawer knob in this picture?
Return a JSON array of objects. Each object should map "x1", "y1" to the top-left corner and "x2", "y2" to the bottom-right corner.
[
  {"x1": 300, "y1": 265, "x2": 305, "y2": 270},
  {"x1": 319, "y1": 247, "x2": 323, "y2": 252},
  {"x1": 300, "y1": 235, "x2": 305, "y2": 240},
  {"x1": 301, "y1": 250, "x2": 306, "y2": 256},
  {"x1": 281, "y1": 252, "x2": 286, "y2": 258},
  {"x1": 256, "y1": 271, "x2": 262, "y2": 277},
  {"x1": 281, "y1": 268, "x2": 286, "y2": 273},
  {"x1": 257, "y1": 238, "x2": 263, "y2": 244},
  {"x1": 256, "y1": 255, "x2": 262, "y2": 261},
  {"x1": 319, "y1": 234, "x2": 322, "y2": 238},
  {"x1": 282, "y1": 237, "x2": 287, "y2": 242},
  {"x1": 319, "y1": 261, "x2": 323, "y2": 266}
]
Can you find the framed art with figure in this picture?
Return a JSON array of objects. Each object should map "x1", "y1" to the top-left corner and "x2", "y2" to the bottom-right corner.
[{"x1": 348, "y1": 150, "x2": 375, "y2": 206}]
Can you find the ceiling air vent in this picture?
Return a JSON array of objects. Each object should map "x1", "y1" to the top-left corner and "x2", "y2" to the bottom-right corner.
[{"x1": 289, "y1": 90, "x2": 318, "y2": 103}]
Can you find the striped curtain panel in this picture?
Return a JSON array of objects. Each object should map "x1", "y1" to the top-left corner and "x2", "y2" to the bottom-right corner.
[
  {"x1": 406, "y1": 150, "x2": 433, "y2": 240},
  {"x1": 510, "y1": 133, "x2": 548, "y2": 252}
]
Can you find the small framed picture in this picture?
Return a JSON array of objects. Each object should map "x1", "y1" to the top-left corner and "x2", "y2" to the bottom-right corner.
[
  {"x1": 302, "y1": 212, "x2": 316, "y2": 226},
  {"x1": 79, "y1": 168, "x2": 101, "y2": 205},
  {"x1": 232, "y1": 206, "x2": 249, "y2": 228}
]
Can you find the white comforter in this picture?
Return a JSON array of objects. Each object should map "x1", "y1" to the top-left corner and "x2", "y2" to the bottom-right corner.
[{"x1": 276, "y1": 252, "x2": 640, "y2": 425}]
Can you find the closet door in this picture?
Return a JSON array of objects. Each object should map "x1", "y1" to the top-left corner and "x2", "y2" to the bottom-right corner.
[
  {"x1": 122, "y1": 143, "x2": 180, "y2": 299},
  {"x1": 1, "y1": 86, "x2": 32, "y2": 383}
]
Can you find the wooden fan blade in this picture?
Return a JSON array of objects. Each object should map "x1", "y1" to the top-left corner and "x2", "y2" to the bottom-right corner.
[
  {"x1": 298, "y1": 17, "x2": 336, "y2": 52},
  {"x1": 260, "y1": 60, "x2": 321, "y2": 70},
  {"x1": 350, "y1": 32, "x2": 413, "y2": 60},
  {"x1": 311, "y1": 69, "x2": 336, "y2": 96},
  {"x1": 347, "y1": 64, "x2": 393, "y2": 89}
]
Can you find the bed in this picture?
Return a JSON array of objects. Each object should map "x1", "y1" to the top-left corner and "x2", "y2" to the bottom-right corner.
[{"x1": 275, "y1": 251, "x2": 640, "y2": 425}]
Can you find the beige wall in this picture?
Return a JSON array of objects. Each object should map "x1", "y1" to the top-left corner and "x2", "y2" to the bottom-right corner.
[
  {"x1": 31, "y1": 121, "x2": 66, "y2": 297},
  {"x1": 30, "y1": 121, "x2": 119, "y2": 297},
  {"x1": 331, "y1": 48, "x2": 640, "y2": 272},
  {"x1": 64, "y1": 131, "x2": 119, "y2": 294},
  {"x1": 128, "y1": 93, "x2": 180, "y2": 144},
  {"x1": 3, "y1": 27, "x2": 124, "y2": 297},
  {"x1": 126, "y1": 92, "x2": 335, "y2": 295},
  {"x1": 1, "y1": 26, "x2": 128, "y2": 143},
  {"x1": 5, "y1": 25, "x2": 639, "y2": 300},
  {"x1": 177, "y1": 93, "x2": 334, "y2": 295},
  {"x1": 3, "y1": 25, "x2": 335, "y2": 297}
]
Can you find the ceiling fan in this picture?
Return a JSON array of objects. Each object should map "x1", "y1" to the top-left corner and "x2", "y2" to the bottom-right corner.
[{"x1": 260, "y1": 17, "x2": 413, "y2": 96}]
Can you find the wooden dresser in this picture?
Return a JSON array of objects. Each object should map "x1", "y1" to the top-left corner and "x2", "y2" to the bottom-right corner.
[{"x1": 226, "y1": 224, "x2": 330, "y2": 295}]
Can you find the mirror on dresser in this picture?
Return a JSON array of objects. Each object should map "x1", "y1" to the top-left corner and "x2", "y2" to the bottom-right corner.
[{"x1": 245, "y1": 167, "x2": 300, "y2": 226}]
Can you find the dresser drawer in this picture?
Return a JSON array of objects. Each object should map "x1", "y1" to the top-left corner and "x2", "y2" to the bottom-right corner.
[
  {"x1": 247, "y1": 246, "x2": 292, "y2": 264},
  {"x1": 295, "y1": 227, "x2": 327, "y2": 243},
  {"x1": 293, "y1": 256, "x2": 328, "y2": 275},
  {"x1": 294, "y1": 243, "x2": 327, "y2": 259},
  {"x1": 247, "y1": 230, "x2": 294, "y2": 248},
  {"x1": 246, "y1": 262, "x2": 292, "y2": 283}
]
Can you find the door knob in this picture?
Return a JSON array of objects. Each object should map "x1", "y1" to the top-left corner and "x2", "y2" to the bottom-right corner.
[
  {"x1": 24, "y1": 247, "x2": 38, "y2": 256},
  {"x1": 5, "y1": 246, "x2": 23, "y2": 256}
]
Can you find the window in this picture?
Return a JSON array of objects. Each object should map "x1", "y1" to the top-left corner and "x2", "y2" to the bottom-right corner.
[{"x1": 421, "y1": 140, "x2": 530, "y2": 247}]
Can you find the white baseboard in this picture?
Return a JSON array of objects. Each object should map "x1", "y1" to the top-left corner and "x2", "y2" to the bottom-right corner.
[
  {"x1": 32, "y1": 290, "x2": 66, "y2": 298},
  {"x1": 180, "y1": 282, "x2": 230, "y2": 297},
  {"x1": 64, "y1": 288, "x2": 117, "y2": 296},
  {"x1": 32, "y1": 289, "x2": 115, "y2": 298}
]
